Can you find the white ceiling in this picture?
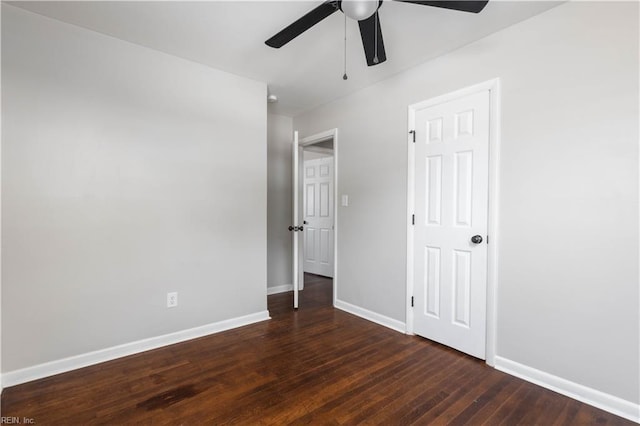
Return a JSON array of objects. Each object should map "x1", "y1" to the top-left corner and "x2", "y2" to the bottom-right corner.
[{"x1": 11, "y1": 1, "x2": 561, "y2": 116}]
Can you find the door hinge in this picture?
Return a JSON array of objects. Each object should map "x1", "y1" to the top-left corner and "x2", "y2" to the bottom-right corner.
[
  {"x1": 411, "y1": 296, "x2": 414, "y2": 307},
  {"x1": 412, "y1": 214, "x2": 415, "y2": 225},
  {"x1": 487, "y1": 235, "x2": 489, "y2": 244},
  {"x1": 409, "y1": 130, "x2": 416, "y2": 143}
]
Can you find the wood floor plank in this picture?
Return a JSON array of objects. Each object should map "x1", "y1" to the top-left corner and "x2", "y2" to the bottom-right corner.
[{"x1": 1, "y1": 274, "x2": 634, "y2": 425}]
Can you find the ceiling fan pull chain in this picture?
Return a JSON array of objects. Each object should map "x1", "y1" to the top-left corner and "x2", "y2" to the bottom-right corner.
[
  {"x1": 343, "y1": 13, "x2": 348, "y2": 80},
  {"x1": 373, "y1": 10, "x2": 379, "y2": 64}
]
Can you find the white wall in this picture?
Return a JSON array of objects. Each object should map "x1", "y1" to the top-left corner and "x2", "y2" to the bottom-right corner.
[
  {"x1": 2, "y1": 6, "x2": 267, "y2": 373},
  {"x1": 294, "y1": 1, "x2": 638, "y2": 408},
  {"x1": 267, "y1": 114, "x2": 293, "y2": 290}
]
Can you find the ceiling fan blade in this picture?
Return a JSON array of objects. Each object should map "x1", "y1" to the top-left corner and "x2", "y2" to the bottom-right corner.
[
  {"x1": 395, "y1": 1, "x2": 489, "y2": 13},
  {"x1": 358, "y1": 13, "x2": 386, "y2": 66},
  {"x1": 265, "y1": 1, "x2": 340, "y2": 48}
]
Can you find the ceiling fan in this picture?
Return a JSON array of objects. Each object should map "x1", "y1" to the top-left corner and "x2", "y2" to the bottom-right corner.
[{"x1": 265, "y1": 1, "x2": 489, "y2": 67}]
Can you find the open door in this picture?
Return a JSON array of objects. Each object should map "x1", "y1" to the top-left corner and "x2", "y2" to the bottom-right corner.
[
  {"x1": 302, "y1": 156, "x2": 334, "y2": 277},
  {"x1": 291, "y1": 131, "x2": 300, "y2": 309}
]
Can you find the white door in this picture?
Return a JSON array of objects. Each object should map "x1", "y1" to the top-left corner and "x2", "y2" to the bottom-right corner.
[
  {"x1": 292, "y1": 131, "x2": 300, "y2": 309},
  {"x1": 413, "y1": 90, "x2": 490, "y2": 359},
  {"x1": 303, "y1": 157, "x2": 334, "y2": 277}
]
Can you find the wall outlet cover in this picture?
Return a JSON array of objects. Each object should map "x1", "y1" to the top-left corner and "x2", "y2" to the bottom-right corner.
[{"x1": 167, "y1": 292, "x2": 178, "y2": 308}]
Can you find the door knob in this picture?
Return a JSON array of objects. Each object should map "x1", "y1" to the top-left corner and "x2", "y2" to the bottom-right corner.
[{"x1": 471, "y1": 235, "x2": 483, "y2": 244}]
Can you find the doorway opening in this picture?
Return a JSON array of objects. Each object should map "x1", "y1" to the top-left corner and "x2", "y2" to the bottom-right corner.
[
  {"x1": 301, "y1": 144, "x2": 334, "y2": 279},
  {"x1": 294, "y1": 129, "x2": 338, "y2": 309}
]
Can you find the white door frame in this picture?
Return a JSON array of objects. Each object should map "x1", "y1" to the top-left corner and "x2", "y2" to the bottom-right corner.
[
  {"x1": 298, "y1": 128, "x2": 339, "y2": 307},
  {"x1": 406, "y1": 79, "x2": 500, "y2": 366}
]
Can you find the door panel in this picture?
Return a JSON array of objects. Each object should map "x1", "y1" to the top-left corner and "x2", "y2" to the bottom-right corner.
[
  {"x1": 305, "y1": 228, "x2": 316, "y2": 262},
  {"x1": 306, "y1": 184, "x2": 315, "y2": 218},
  {"x1": 319, "y1": 228, "x2": 333, "y2": 266},
  {"x1": 454, "y1": 151, "x2": 473, "y2": 227},
  {"x1": 319, "y1": 183, "x2": 330, "y2": 217},
  {"x1": 425, "y1": 246, "x2": 441, "y2": 318},
  {"x1": 452, "y1": 249, "x2": 471, "y2": 327},
  {"x1": 413, "y1": 90, "x2": 490, "y2": 359},
  {"x1": 426, "y1": 156, "x2": 442, "y2": 225}
]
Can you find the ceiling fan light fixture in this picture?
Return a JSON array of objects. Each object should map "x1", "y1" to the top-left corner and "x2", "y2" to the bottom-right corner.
[{"x1": 341, "y1": 0, "x2": 378, "y2": 21}]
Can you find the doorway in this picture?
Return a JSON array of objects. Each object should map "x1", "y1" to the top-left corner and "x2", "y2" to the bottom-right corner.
[
  {"x1": 293, "y1": 129, "x2": 338, "y2": 309},
  {"x1": 302, "y1": 148, "x2": 334, "y2": 278}
]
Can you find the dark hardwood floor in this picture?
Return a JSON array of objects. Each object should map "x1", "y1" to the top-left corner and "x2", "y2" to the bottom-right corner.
[{"x1": 2, "y1": 274, "x2": 634, "y2": 425}]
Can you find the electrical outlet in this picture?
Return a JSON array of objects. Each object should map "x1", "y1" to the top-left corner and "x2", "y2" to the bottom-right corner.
[{"x1": 167, "y1": 292, "x2": 178, "y2": 308}]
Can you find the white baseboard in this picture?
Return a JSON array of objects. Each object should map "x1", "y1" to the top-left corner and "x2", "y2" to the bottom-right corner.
[
  {"x1": 494, "y1": 356, "x2": 639, "y2": 423},
  {"x1": 267, "y1": 284, "x2": 293, "y2": 295},
  {"x1": 2, "y1": 310, "x2": 271, "y2": 388},
  {"x1": 334, "y1": 299, "x2": 406, "y2": 334}
]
